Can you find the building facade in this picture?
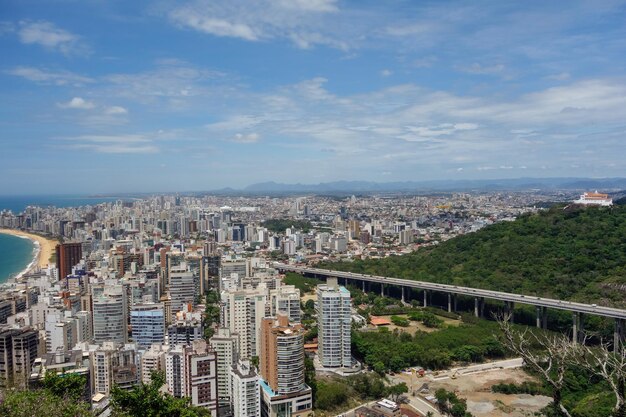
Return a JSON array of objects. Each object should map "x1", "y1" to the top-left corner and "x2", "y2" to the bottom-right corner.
[{"x1": 316, "y1": 282, "x2": 352, "y2": 369}]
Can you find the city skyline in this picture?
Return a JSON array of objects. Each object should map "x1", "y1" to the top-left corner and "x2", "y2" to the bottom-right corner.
[{"x1": 2, "y1": 0, "x2": 626, "y2": 194}]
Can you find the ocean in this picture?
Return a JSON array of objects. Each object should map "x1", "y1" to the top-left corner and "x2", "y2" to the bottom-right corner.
[
  {"x1": 0, "y1": 233, "x2": 35, "y2": 284},
  {"x1": 0, "y1": 195, "x2": 133, "y2": 214}
]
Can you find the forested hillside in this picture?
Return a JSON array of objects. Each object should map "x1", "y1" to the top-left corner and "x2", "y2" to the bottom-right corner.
[{"x1": 321, "y1": 205, "x2": 626, "y2": 307}]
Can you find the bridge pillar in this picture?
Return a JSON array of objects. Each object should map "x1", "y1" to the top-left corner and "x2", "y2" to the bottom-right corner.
[
  {"x1": 380, "y1": 283, "x2": 384, "y2": 297},
  {"x1": 535, "y1": 306, "x2": 542, "y2": 329},
  {"x1": 505, "y1": 302, "x2": 515, "y2": 323},
  {"x1": 474, "y1": 297, "x2": 479, "y2": 318},
  {"x1": 572, "y1": 312, "x2": 581, "y2": 344},
  {"x1": 362, "y1": 280, "x2": 366, "y2": 293},
  {"x1": 423, "y1": 290, "x2": 428, "y2": 308},
  {"x1": 401, "y1": 287, "x2": 405, "y2": 303},
  {"x1": 447, "y1": 293, "x2": 452, "y2": 313},
  {"x1": 614, "y1": 319, "x2": 624, "y2": 351}
]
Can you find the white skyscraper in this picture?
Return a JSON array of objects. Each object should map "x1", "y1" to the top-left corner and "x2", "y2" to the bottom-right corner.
[
  {"x1": 220, "y1": 285, "x2": 268, "y2": 359},
  {"x1": 269, "y1": 285, "x2": 301, "y2": 323},
  {"x1": 169, "y1": 262, "x2": 196, "y2": 314},
  {"x1": 316, "y1": 281, "x2": 352, "y2": 368},
  {"x1": 231, "y1": 359, "x2": 260, "y2": 417},
  {"x1": 209, "y1": 327, "x2": 240, "y2": 408},
  {"x1": 93, "y1": 288, "x2": 128, "y2": 344}
]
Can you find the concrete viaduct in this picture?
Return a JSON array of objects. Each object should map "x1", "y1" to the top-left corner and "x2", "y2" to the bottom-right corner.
[{"x1": 274, "y1": 263, "x2": 626, "y2": 346}]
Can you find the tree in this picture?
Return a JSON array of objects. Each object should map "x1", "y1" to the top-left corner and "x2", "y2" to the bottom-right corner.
[
  {"x1": 315, "y1": 380, "x2": 349, "y2": 410},
  {"x1": 42, "y1": 371, "x2": 88, "y2": 402},
  {"x1": 497, "y1": 314, "x2": 575, "y2": 417},
  {"x1": 386, "y1": 382, "x2": 408, "y2": 401},
  {"x1": 577, "y1": 339, "x2": 626, "y2": 417},
  {"x1": 305, "y1": 356, "x2": 317, "y2": 402},
  {"x1": 110, "y1": 371, "x2": 210, "y2": 417},
  {"x1": 0, "y1": 389, "x2": 94, "y2": 417}
]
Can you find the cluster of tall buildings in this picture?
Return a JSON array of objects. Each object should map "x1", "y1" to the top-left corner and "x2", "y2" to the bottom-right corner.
[
  {"x1": 0, "y1": 193, "x2": 541, "y2": 270},
  {"x1": 0, "y1": 224, "x2": 357, "y2": 417}
]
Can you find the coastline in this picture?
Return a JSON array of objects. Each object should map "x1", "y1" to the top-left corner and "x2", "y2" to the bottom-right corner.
[{"x1": 0, "y1": 229, "x2": 58, "y2": 278}]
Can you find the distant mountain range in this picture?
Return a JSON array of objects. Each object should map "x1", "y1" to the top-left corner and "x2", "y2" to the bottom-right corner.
[{"x1": 221, "y1": 177, "x2": 626, "y2": 195}]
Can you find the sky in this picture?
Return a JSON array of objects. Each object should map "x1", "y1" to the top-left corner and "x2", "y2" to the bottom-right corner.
[{"x1": 1, "y1": 0, "x2": 626, "y2": 194}]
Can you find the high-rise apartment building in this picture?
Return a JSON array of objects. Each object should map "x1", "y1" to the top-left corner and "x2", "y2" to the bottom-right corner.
[
  {"x1": 259, "y1": 314, "x2": 312, "y2": 417},
  {"x1": 0, "y1": 328, "x2": 39, "y2": 388},
  {"x1": 140, "y1": 344, "x2": 167, "y2": 384},
  {"x1": 165, "y1": 345, "x2": 185, "y2": 397},
  {"x1": 92, "y1": 342, "x2": 139, "y2": 395},
  {"x1": 130, "y1": 303, "x2": 165, "y2": 347},
  {"x1": 209, "y1": 327, "x2": 240, "y2": 410},
  {"x1": 93, "y1": 289, "x2": 128, "y2": 344},
  {"x1": 165, "y1": 341, "x2": 219, "y2": 415},
  {"x1": 220, "y1": 286, "x2": 267, "y2": 359},
  {"x1": 317, "y1": 282, "x2": 352, "y2": 369},
  {"x1": 169, "y1": 262, "x2": 196, "y2": 314},
  {"x1": 231, "y1": 359, "x2": 260, "y2": 417},
  {"x1": 56, "y1": 242, "x2": 83, "y2": 280},
  {"x1": 184, "y1": 340, "x2": 219, "y2": 415},
  {"x1": 270, "y1": 285, "x2": 301, "y2": 323}
]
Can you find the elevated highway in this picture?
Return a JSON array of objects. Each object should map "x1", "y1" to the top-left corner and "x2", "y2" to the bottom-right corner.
[{"x1": 273, "y1": 263, "x2": 626, "y2": 344}]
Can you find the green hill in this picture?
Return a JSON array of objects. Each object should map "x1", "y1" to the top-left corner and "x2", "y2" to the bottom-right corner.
[{"x1": 320, "y1": 205, "x2": 626, "y2": 308}]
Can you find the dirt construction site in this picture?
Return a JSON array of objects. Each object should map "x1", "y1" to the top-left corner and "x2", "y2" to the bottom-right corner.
[{"x1": 394, "y1": 360, "x2": 552, "y2": 417}]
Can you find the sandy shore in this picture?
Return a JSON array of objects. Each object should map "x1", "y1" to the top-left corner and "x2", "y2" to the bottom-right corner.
[{"x1": 0, "y1": 229, "x2": 58, "y2": 273}]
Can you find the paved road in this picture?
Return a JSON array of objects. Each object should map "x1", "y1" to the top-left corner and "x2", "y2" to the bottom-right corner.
[{"x1": 275, "y1": 263, "x2": 626, "y2": 320}]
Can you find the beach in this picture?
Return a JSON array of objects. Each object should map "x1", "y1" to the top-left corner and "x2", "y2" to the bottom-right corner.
[{"x1": 0, "y1": 229, "x2": 58, "y2": 274}]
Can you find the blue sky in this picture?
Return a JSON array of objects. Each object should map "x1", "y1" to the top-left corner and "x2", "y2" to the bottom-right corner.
[{"x1": 1, "y1": 0, "x2": 626, "y2": 194}]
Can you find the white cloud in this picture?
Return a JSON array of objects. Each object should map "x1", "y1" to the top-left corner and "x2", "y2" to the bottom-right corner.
[
  {"x1": 17, "y1": 20, "x2": 87, "y2": 55},
  {"x1": 193, "y1": 75, "x2": 626, "y2": 177},
  {"x1": 385, "y1": 23, "x2": 437, "y2": 37},
  {"x1": 6, "y1": 66, "x2": 93, "y2": 86},
  {"x1": 58, "y1": 97, "x2": 95, "y2": 110},
  {"x1": 105, "y1": 106, "x2": 128, "y2": 115},
  {"x1": 167, "y1": 0, "x2": 351, "y2": 49},
  {"x1": 104, "y1": 60, "x2": 223, "y2": 105},
  {"x1": 232, "y1": 133, "x2": 259, "y2": 143},
  {"x1": 62, "y1": 134, "x2": 158, "y2": 154},
  {"x1": 169, "y1": 11, "x2": 259, "y2": 41},
  {"x1": 380, "y1": 69, "x2": 393, "y2": 77}
]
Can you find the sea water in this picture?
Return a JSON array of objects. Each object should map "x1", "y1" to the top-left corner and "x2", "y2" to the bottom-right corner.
[{"x1": 0, "y1": 233, "x2": 35, "y2": 284}]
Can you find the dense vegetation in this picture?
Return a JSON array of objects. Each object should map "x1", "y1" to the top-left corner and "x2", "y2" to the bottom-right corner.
[
  {"x1": 283, "y1": 272, "x2": 324, "y2": 293},
  {"x1": 0, "y1": 372, "x2": 210, "y2": 417},
  {"x1": 0, "y1": 373, "x2": 92, "y2": 417},
  {"x1": 435, "y1": 388, "x2": 474, "y2": 417},
  {"x1": 352, "y1": 317, "x2": 507, "y2": 373},
  {"x1": 310, "y1": 371, "x2": 408, "y2": 413},
  {"x1": 321, "y1": 205, "x2": 626, "y2": 307},
  {"x1": 202, "y1": 290, "x2": 220, "y2": 339},
  {"x1": 262, "y1": 219, "x2": 312, "y2": 233},
  {"x1": 110, "y1": 371, "x2": 210, "y2": 417}
]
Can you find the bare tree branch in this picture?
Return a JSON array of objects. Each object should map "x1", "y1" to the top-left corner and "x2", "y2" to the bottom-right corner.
[
  {"x1": 575, "y1": 335, "x2": 626, "y2": 417},
  {"x1": 496, "y1": 312, "x2": 574, "y2": 417}
]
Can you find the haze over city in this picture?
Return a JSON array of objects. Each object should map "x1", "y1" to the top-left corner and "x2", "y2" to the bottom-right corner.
[{"x1": 2, "y1": 0, "x2": 626, "y2": 194}]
